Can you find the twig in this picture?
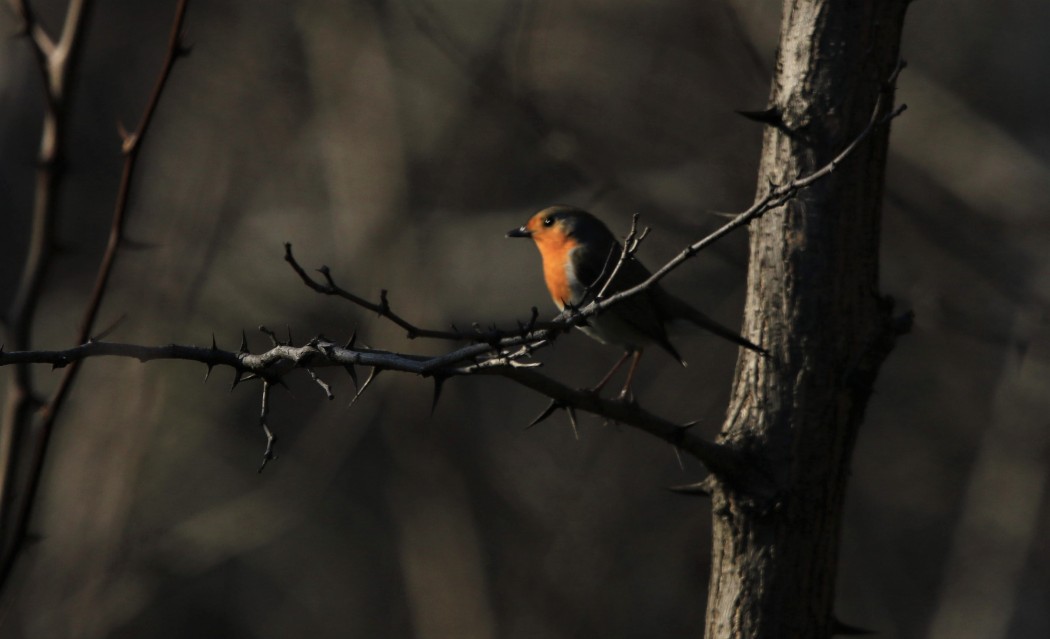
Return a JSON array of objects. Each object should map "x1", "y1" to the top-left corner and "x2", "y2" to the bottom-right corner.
[
  {"x1": 0, "y1": 0, "x2": 97, "y2": 590},
  {"x1": 257, "y1": 381, "x2": 276, "y2": 472},
  {"x1": 577, "y1": 97, "x2": 907, "y2": 323},
  {"x1": 0, "y1": 0, "x2": 191, "y2": 597},
  {"x1": 284, "y1": 244, "x2": 566, "y2": 343},
  {"x1": 595, "y1": 212, "x2": 650, "y2": 300}
]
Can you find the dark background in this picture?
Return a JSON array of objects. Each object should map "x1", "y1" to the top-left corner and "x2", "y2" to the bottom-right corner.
[{"x1": 1, "y1": 1, "x2": 1047, "y2": 637}]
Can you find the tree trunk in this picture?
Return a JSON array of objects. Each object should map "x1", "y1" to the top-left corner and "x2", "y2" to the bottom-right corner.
[{"x1": 705, "y1": 2, "x2": 910, "y2": 638}]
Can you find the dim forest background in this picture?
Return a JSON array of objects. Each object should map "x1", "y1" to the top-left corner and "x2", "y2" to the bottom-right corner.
[{"x1": 0, "y1": 1, "x2": 1047, "y2": 637}]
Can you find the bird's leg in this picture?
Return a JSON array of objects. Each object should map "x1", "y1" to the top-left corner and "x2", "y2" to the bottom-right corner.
[
  {"x1": 590, "y1": 351, "x2": 632, "y2": 395},
  {"x1": 617, "y1": 350, "x2": 644, "y2": 401}
]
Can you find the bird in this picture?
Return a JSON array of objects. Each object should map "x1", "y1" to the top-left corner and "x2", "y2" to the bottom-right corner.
[{"x1": 507, "y1": 205, "x2": 766, "y2": 399}]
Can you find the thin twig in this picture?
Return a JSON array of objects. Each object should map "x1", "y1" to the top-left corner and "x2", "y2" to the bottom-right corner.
[
  {"x1": 257, "y1": 381, "x2": 276, "y2": 472},
  {"x1": 578, "y1": 99, "x2": 907, "y2": 323},
  {"x1": 0, "y1": 0, "x2": 191, "y2": 597},
  {"x1": 595, "y1": 212, "x2": 650, "y2": 300},
  {"x1": 285, "y1": 244, "x2": 565, "y2": 342},
  {"x1": 0, "y1": 0, "x2": 96, "y2": 590}
]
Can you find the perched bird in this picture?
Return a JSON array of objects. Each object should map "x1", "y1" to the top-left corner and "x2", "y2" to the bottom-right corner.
[{"x1": 507, "y1": 205, "x2": 766, "y2": 399}]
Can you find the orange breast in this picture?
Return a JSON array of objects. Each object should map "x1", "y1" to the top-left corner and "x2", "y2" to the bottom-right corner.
[{"x1": 536, "y1": 234, "x2": 578, "y2": 309}]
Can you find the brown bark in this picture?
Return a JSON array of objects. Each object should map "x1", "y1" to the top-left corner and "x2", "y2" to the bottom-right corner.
[{"x1": 705, "y1": 2, "x2": 911, "y2": 638}]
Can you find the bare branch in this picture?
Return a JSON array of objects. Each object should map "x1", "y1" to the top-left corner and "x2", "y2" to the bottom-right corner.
[
  {"x1": 257, "y1": 381, "x2": 276, "y2": 472},
  {"x1": 285, "y1": 244, "x2": 469, "y2": 341},
  {"x1": 0, "y1": 337, "x2": 769, "y2": 489},
  {"x1": 0, "y1": 0, "x2": 190, "y2": 597}
]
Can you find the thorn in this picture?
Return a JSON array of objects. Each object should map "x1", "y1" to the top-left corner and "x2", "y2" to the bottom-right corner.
[
  {"x1": 239, "y1": 330, "x2": 249, "y2": 354},
  {"x1": 286, "y1": 325, "x2": 294, "y2": 346},
  {"x1": 230, "y1": 368, "x2": 245, "y2": 391},
  {"x1": 565, "y1": 405, "x2": 579, "y2": 440},
  {"x1": 671, "y1": 445, "x2": 684, "y2": 470},
  {"x1": 736, "y1": 106, "x2": 783, "y2": 126},
  {"x1": 203, "y1": 362, "x2": 214, "y2": 383},
  {"x1": 430, "y1": 375, "x2": 446, "y2": 415},
  {"x1": 526, "y1": 399, "x2": 561, "y2": 429},
  {"x1": 668, "y1": 478, "x2": 715, "y2": 497},
  {"x1": 344, "y1": 363, "x2": 359, "y2": 390},
  {"x1": 680, "y1": 420, "x2": 699, "y2": 430},
  {"x1": 348, "y1": 366, "x2": 381, "y2": 408},
  {"x1": 211, "y1": 333, "x2": 218, "y2": 351},
  {"x1": 344, "y1": 329, "x2": 357, "y2": 349}
]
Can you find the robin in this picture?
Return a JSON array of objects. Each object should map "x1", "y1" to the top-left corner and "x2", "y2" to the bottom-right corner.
[{"x1": 508, "y1": 205, "x2": 766, "y2": 399}]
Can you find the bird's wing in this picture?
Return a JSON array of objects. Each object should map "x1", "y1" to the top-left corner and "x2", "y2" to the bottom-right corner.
[{"x1": 572, "y1": 244, "x2": 683, "y2": 362}]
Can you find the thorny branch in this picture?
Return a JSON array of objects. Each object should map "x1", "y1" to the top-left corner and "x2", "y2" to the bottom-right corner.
[
  {"x1": 0, "y1": 335, "x2": 750, "y2": 484},
  {"x1": 0, "y1": 74, "x2": 902, "y2": 504}
]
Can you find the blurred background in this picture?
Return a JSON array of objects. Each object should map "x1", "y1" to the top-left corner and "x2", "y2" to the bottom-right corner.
[{"x1": 1, "y1": 0, "x2": 1047, "y2": 637}]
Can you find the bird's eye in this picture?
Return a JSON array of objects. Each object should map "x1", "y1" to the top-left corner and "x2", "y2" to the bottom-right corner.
[{"x1": 542, "y1": 216, "x2": 554, "y2": 227}]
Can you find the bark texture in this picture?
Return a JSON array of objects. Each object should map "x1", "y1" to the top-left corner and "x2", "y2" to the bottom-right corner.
[{"x1": 705, "y1": 2, "x2": 910, "y2": 638}]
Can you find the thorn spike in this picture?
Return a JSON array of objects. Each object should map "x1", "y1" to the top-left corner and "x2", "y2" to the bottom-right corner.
[
  {"x1": 736, "y1": 106, "x2": 783, "y2": 126},
  {"x1": 348, "y1": 367, "x2": 381, "y2": 408},
  {"x1": 526, "y1": 399, "x2": 561, "y2": 429},
  {"x1": 668, "y1": 481, "x2": 713, "y2": 497},
  {"x1": 430, "y1": 376, "x2": 446, "y2": 415},
  {"x1": 565, "y1": 405, "x2": 579, "y2": 440},
  {"x1": 344, "y1": 364, "x2": 359, "y2": 390}
]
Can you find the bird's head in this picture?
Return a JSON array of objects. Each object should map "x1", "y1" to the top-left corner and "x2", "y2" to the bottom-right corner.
[{"x1": 506, "y1": 206, "x2": 613, "y2": 250}]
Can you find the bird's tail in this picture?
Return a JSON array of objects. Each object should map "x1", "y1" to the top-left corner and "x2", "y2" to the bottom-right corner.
[{"x1": 658, "y1": 292, "x2": 769, "y2": 356}]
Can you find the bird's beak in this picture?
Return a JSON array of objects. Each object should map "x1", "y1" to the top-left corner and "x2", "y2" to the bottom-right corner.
[{"x1": 506, "y1": 225, "x2": 531, "y2": 238}]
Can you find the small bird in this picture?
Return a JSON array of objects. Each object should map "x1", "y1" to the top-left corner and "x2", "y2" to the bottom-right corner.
[{"x1": 508, "y1": 205, "x2": 766, "y2": 399}]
